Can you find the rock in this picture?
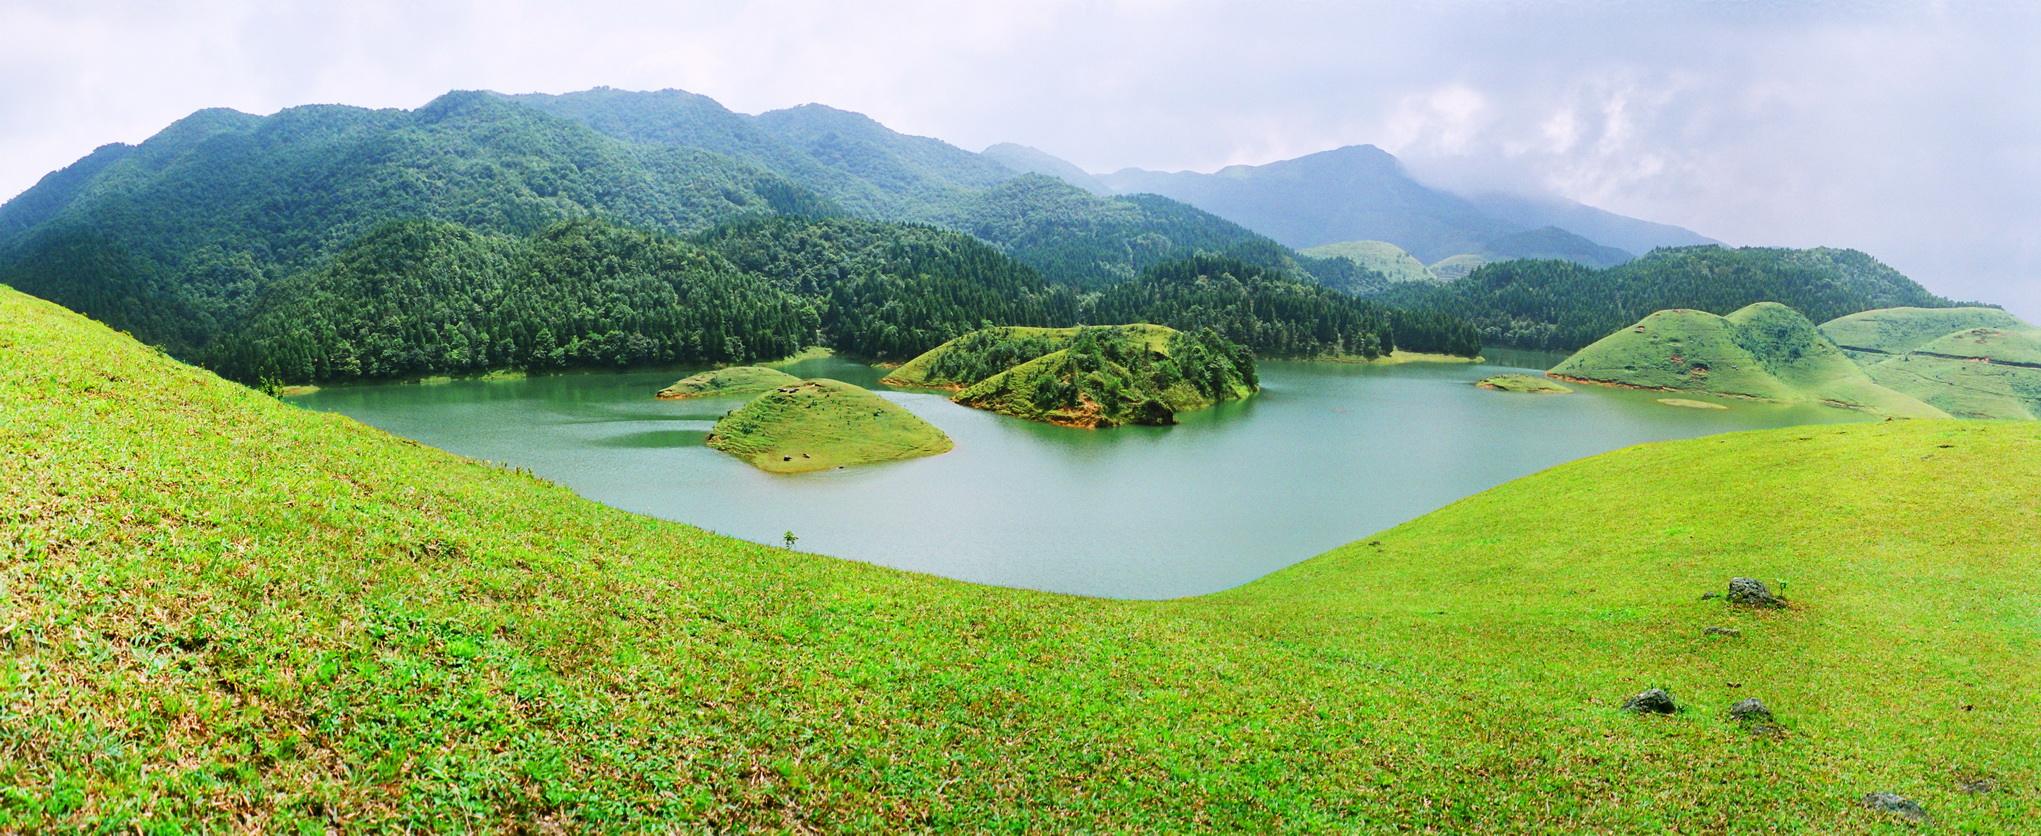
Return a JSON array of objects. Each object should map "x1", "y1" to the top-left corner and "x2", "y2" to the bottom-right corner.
[
  {"x1": 1700, "y1": 591, "x2": 1723, "y2": 600},
  {"x1": 1704, "y1": 626, "x2": 1741, "y2": 637},
  {"x1": 1861, "y1": 792, "x2": 1927, "y2": 823},
  {"x1": 1959, "y1": 777, "x2": 1996, "y2": 794},
  {"x1": 1727, "y1": 577, "x2": 1784, "y2": 608},
  {"x1": 1623, "y1": 688, "x2": 1677, "y2": 714},
  {"x1": 1729, "y1": 698, "x2": 1772, "y2": 722}
]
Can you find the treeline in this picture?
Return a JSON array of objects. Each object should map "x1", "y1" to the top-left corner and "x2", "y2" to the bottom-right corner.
[
  {"x1": 209, "y1": 218, "x2": 1482, "y2": 384},
  {"x1": 1091, "y1": 255, "x2": 1482, "y2": 359},
  {"x1": 1375, "y1": 246, "x2": 1957, "y2": 352}
]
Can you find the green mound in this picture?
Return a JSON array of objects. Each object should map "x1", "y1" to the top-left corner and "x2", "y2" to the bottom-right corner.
[
  {"x1": 1819, "y1": 306, "x2": 2030, "y2": 361},
  {"x1": 888, "y1": 324, "x2": 1256, "y2": 427},
  {"x1": 1549, "y1": 302, "x2": 1946, "y2": 418},
  {"x1": 1427, "y1": 252, "x2": 1489, "y2": 281},
  {"x1": 6, "y1": 285, "x2": 2041, "y2": 829},
  {"x1": 1860, "y1": 327, "x2": 2041, "y2": 420},
  {"x1": 655, "y1": 365, "x2": 801, "y2": 399},
  {"x1": 1300, "y1": 240, "x2": 1437, "y2": 284},
  {"x1": 1475, "y1": 374, "x2": 1571, "y2": 394},
  {"x1": 705, "y1": 379, "x2": 951, "y2": 472}
]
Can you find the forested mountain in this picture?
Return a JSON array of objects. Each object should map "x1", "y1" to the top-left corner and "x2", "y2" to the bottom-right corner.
[
  {"x1": 1378, "y1": 245, "x2": 1956, "y2": 351},
  {"x1": 0, "y1": 91, "x2": 822, "y2": 356},
  {"x1": 213, "y1": 219, "x2": 817, "y2": 383},
  {"x1": 1091, "y1": 254, "x2": 1481, "y2": 358}
]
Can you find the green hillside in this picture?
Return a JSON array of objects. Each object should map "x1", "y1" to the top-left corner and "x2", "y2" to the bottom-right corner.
[
  {"x1": 1379, "y1": 245, "x2": 1957, "y2": 352},
  {"x1": 888, "y1": 324, "x2": 1256, "y2": 427},
  {"x1": 1859, "y1": 327, "x2": 2041, "y2": 420},
  {"x1": 1550, "y1": 302, "x2": 1946, "y2": 417},
  {"x1": 705, "y1": 378, "x2": 951, "y2": 472},
  {"x1": 1818, "y1": 306, "x2": 2029, "y2": 360},
  {"x1": 6, "y1": 284, "x2": 2038, "y2": 829},
  {"x1": 1300, "y1": 240, "x2": 1436, "y2": 284},
  {"x1": 656, "y1": 366, "x2": 801, "y2": 400},
  {"x1": 1427, "y1": 252, "x2": 1489, "y2": 281}
]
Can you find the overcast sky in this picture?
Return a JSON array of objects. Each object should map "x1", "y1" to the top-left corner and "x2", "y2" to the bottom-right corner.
[{"x1": 4, "y1": 0, "x2": 2037, "y2": 317}]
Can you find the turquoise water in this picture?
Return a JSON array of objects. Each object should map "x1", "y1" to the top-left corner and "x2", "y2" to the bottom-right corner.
[{"x1": 293, "y1": 354, "x2": 1861, "y2": 599}]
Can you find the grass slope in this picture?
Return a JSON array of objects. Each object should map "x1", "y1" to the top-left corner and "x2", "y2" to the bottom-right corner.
[
  {"x1": 1550, "y1": 303, "x2": 1946, "y2": 417},
  {"x1": 1299, "y1": 240, "x2": 1436, "y2": 284},
  {"x1": 1427, "y1": 252, "x2": 1488, "y2": 281},
  {"x1": 1862, "y1": 327, "x2": 2041, "y2": 420},
  {"x1": 705, "y1": 379, "x2": 951, "y2": 473},
  {"x1": 655, "y1": 366, "x2": 801, "y2": 400},
  {"x1": 4, "y1": 285, "x2": 2039, "y2": 830},
  {"x1": 886, "y1": 324, "x2": 1253, "y2": 427},
  {"x1": 1819, "y1": 306, "x2": 2030, "y2": 361}
]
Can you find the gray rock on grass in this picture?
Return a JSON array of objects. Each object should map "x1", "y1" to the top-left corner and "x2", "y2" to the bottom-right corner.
[
  {"x1": 1727, "y1": 577, "x2": 1785, "y2": 608},
  {"x1": 1861, "y1": 792, "x2": 1927, "y2": 823},
  {"x1": 1623, "y1": 688, "x2": 1677, "y2": 714},
  {"x1": 1729, "y1": 698, "x2": 1772, "y2": 722}
]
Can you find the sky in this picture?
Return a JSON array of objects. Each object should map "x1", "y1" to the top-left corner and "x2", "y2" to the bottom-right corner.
[{"x1": 3, "y1": 0, "x2": 2037, "y2": 317}]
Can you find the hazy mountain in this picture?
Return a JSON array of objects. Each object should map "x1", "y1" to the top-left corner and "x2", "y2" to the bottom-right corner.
[
  {"x1": 982, "y1": 143, "x2": 1109, "y2": 194},
  {"x1": 1471, "y1": 191, "x2": 1718, "y2": 254}
]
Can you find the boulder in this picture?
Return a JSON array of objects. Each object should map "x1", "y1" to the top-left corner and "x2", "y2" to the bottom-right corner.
[
  {"x1": 1622, "y1": 688, "x2": 1677, "y2": 714},
  {"x1": 1729, "y1": 698, "x2": 1772, "y2": 722},
  {"x1": 1727, "y1": 577, "x2": 1784, "y2": 608},
  {"x1": 1861, "y1": 792, "x2": 1927, "y2": 823}
]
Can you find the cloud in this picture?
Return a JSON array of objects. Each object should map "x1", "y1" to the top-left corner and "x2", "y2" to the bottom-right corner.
[{"x1": 1, "y1": 0, "x2": 2036, "y2": 317}]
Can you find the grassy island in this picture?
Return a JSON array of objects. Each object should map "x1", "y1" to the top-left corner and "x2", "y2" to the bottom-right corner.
[
  {"x1": 1475, "y1": 373, "x2": 1571, "y2": 394},
  {"x1": 655, "y1": 366, "x2": 802, "y2": 400},
  {"x1": 706, "y1": 378, "x2": 951, "y2": 472}
]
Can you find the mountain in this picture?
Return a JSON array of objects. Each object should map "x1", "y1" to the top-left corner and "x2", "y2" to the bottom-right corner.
[
  {"x1": 10, "y1": 282, "x2": 2038, "y2": 828},
  {"x1": 1548, "y1": 302, "x2": 1946, "y2": 417},
  {"x1": 1378, "y1": 245, "x2": 1958, "y2": 351},
  {"x1": 1092, "y1": 144, "x2": 1705, "y2": 266},
  {"x1": 0, "y1": 90, "x2": 821, "y2": 357},
  {"x1": 982, "y1": 143, "x2": 1109, "y2": 194}
]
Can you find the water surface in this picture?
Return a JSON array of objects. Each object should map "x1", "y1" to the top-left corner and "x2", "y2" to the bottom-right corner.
[{"x1": 294, "y1": 355, "x2": 1861, "y2": 598}]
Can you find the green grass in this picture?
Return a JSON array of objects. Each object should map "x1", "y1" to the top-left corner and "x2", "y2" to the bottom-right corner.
[
  {"x1": 1550, "y1": 302, "x2": 1946, "y2": 418},
  {"x1": 882, "y1": 324, "x2": 1174, "y2": 389},
  {"x1": 655, "y1": 366, "x2": 802, "y2": 400},
  {"x1": 885, "y1": 324, "x2": 1251, "y2": 427},
  {"x1": 1819, "y1": 306, "x2": 2029, "y2": 360},
  {"x1": 705, "y1": 379, "x2": 951, "y2": 473},
  {"x1": 1863, "y1": 328, "x2": 2041, "y2": 420},
  {"x1": 1475, "y1": 374, "x2": 1571, "y2": 394},
  {"x1": 1300, "y1": 240, "x2": 1437, "y2": 284},
  {"x1": 4, "y1": 285, "x2": 2040, "y2": 830}
]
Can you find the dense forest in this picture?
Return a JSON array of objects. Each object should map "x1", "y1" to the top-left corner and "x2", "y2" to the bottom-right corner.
[
  {"x1": 1376, "y1": 246, "x2": 1958, "y2": 351},
  {"x1": 953, "y1": 326, "x2": 1259, "y2": 427},
  {"x1": 1091, "y1": 255, "x2": 1482, "y2": 358}
]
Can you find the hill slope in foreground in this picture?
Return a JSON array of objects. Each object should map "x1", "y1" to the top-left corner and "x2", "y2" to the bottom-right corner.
[
  {"x1": 1550, "y1": 302, "x2": 1946, "y2": 417},
  {"x1": 2, "y1": 285, "x2": 2037, "y2": 830}
]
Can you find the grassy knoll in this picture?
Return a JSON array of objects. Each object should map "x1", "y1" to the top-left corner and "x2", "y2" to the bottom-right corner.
[
  {"x1": 1475, "y1": 374, "x2": 1571, "y2": 394},
  {"x1": 1300, "y1": 240, "x2": 1437, "y2": 284},
  {"x1": 655, "y1": 366, "x2": 802, "y2": 400},
  {"x1": 1819, "y1": 306, "x2": 2029, "y2": 360},
  {"x1": 1550, "y1": 302, "x2": 1945, "y2": 418},
  {"x1": 3, "y1": 284, "x2": 2039, "y2": 830},
  {"x1": 1426, "y1": 252, "x2": 1489, "y2": 281},
  {"x1": 882, "y1": 324, "x2": 1175, "y2": 389},
  {"x1": 1861, "y1": 328, "x2": 2041, "y2": 420},
  {"x1": 705, "y1": 379, "x2": 951, "y2": 472}
]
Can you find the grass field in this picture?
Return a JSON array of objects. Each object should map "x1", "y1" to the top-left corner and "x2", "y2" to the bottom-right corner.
[
  {"x1": 1819, "y1": 306, "x2": 2029, "y2": 359},
  {"x1": 1818, "y1": 308, "x2": 2041, "y2": 420},
  {"x1": 1300, "y1": 240, "x2": 1438, "y2": 284},
  {"x1": 655, "y1": 366, "x2": 802, "y2": 400},
  {"x1": 705, "y1": 378, "x2": 951, "y2": 472},
  {"x1": 3, "y1": 285, "x2": 2038, "y2": 830},
  {"x1": 1550, "y1": 303, "x2": 1946, "y2": 417}
]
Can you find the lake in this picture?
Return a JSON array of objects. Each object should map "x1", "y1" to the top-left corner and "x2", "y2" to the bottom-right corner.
[{"x1": 291, "y1": 353, "x2": 1863, "y2": 599}]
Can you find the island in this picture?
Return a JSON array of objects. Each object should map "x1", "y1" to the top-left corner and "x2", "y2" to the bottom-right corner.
[
  {"x1": 1475, "y1": 374, "x2": 1571, "y2": 394},
  {"x1": 656, "y1": 366, "x2": 802, "y2": 399},
  {"x1": 884, "y1": 324, "x2": 1257, "y2": 428},
  {"x1": 706, "y1": 379, "x2": 952, "y2": 473}
]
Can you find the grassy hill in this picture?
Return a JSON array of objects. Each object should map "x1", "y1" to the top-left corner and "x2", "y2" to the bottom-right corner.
[
  {"x1": 1549, "y1": 302, "x2": 1946, "y2": 417},
  {"x1": 6, "y1": 284, "x2": 2038, "y2": 829},
  {"x1": 705, "y1": 379, "x2": 951, "y2": 472},
  {"x1": 655, "y1": 366, "x2": 801, "y2": 400},
  {"x1": 1819, "y1": 306, "x2": 2029, "y2": 360},
  {"x1": 1300, "y1": 240, "x2": 1436, "y2": 284},
  {"x1": 887, "y1": 324, "x2": 1256, "y2": 428},
  {"x1": 1427, "y1": 252, "x2": 1489, "y2": 281}
]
